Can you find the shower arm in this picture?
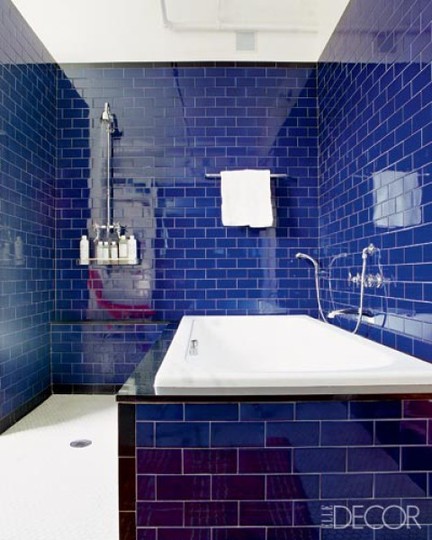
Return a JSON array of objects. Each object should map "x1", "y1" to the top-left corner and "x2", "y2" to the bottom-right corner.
[{"x1": 106, "y1": 124, "x2": 111, "y2": 229}]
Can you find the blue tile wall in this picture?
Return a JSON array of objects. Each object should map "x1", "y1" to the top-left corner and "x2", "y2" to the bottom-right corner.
[
  {"x1": 119, "y1": 398, "x2": 432, "y2": 539},
  {"x1": 0, "y1": 0, "x2": 56, "y2": 425},
  {"x1": 56, "y1": 63, "x2": 319, "y2": 322},
  {"x1": 318, "y1": 0, "x2": 432, "y2": 359},
  {"x1": 51, "y1": 322, "x2": 166, "y2": 388},
  {"x1": 3, "y1": 0, "x2": 432, "y2": 427}
]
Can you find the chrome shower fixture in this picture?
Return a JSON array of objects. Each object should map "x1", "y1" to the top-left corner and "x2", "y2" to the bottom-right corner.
[
  {"x1": 101, "y1": 102, "x2": 115, "y2": 229},
  {"x1": 296, "y1": 252, "x2": 327, "y2": 323},
  {"x1": 329, "y1": 252, "x2": 348, "y2": 267},
  {"x1": 362, "y1": 243, "x2": 377, "y2": 258},
  {"x1": 101, "y1": 102, "x2": 115, "y2": 132},
  {"x1": 295, "y1": 252, "x2": 319, "y2": 268}
]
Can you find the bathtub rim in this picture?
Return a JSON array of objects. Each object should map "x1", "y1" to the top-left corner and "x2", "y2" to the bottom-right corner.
[{"x1": 117, "y1": 315, "x2": 432, "y2": 401}]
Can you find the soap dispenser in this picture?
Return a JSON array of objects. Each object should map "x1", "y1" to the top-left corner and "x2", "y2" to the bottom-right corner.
[
  {"x1": 127, "y1": 234, "x2": 137, "y2": 264},
  {"x1": 79, "y1": 235, "x2": 89, "y2": 265},
  {"x1": 118, "y1": 235, "x2": 128, "y2": 262}
]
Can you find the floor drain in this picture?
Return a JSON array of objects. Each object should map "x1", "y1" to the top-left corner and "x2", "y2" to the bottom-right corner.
[{"x1": 70, "y1": 439, "x2": 92, "y2": 448}]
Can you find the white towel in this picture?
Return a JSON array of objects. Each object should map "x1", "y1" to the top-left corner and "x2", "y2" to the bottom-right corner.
[{"x1": 220, "y1": 169, "x2": 273, "y2": 227}]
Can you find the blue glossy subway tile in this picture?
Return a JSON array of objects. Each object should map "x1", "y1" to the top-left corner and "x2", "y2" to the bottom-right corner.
[
  {"x1": 294, "y1": 448, "x2": 346, "y2": 473},
  {"x1": 240, "y1": 403, "x2": 294, "y2": 421},
  {"x1": 321, "y1": 473, "x2": 373, "y2": 499},
  {"x1": 185, "y1": 403, "x2": 239, "y2": 421},
  {"x1": 321, "y1": 421, "x2": 374, "y2": 446},
  {"x1": 156, "y1": 422, "x2": 210, "y2": 448},
  {"x1": 137, "y1": 502, "x2": 183, "y2": 527},
  {"x1": 349, "y1": 401, "x2": 402, "y2": 420},
  {"x1": 404, "y1": 400, "x2": 432, "y2": 418},
  {"x1": 157, "y1": 530, "x2": 211, "y2": 540},
  {"x1": 156, "y1": 475, "x2": 210, "y2": 500},
  {"x1": 296, "y1": 402, "x2": 348, "y2": 420},
  {"x1": 137, "y1": 529, "x2": 156, "y2": 540},
  {"x1": 375, "y1": 420, "x2": 427, "y2": 445},
  {"x1": 239, "y1": 448, "x2": 291, "y2": 474},
  {"x1": 348, "y1": 447, "x2": 400, "y2": 472},
  {"x1": 413, "y1": 340, "x2": 432, "y2": 362},
  {"x1": 380, "y1": 530, "x2": 430, "y2": 540},
  {"x1": 402, "y1": 447, "x2": 432, "y2": 471},
  {"x1": 185, "y1": 501, "x2": 238, "y2": 527},
  {"x1": 212, "y1": 529, "x2": 266, "y2": 540},
  {"x1": 211, "y1": 422, "x2": 264, "y2": 447},
  {"x1": 136, "y1": 422, "x2": 154, "y2": 447},
  {"x1": 375, "y1": 472, "x2": 427, "y2": 498},
  {"x1": 212, "y1": 475, "x2": 265, "y2": 501},
  {"x1": 267, "y1": 421, "x2": 320, "y2": 447},
  {"x1": 183, "y1": 449, "x2": 238, "y2": 474},
  {"x1": 137, "y1": 404, "x2": 183, "y2": 421},
  {"x1": 321, "y1": 529, "x2": 373, "y2": 540},
  {"x1": 267, "y1": 528, "x2": 319, "y2": 540},
  {"x1": 266, "y1": 474, "x2": 319, "y2": 500},
  {"x1": 137, "y1": 449, "x2": 182, "y2": 474},
  {"x1": 137, "y1": 476, "x2": 156, "y2": 501},
  {"x1": 240, "y1": 501, "x2": 293, "y2": 526}
]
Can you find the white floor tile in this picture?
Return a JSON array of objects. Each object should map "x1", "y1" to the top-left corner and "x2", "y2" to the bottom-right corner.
[{"x1": 0, "y1": 395, "x2": 119, "y2": 540}]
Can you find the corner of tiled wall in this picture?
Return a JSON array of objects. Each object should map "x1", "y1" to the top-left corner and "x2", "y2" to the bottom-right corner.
[
  {"x1": 318, "y1": 0, "x2": 432, "y2": 361},
  {"x1": 0, "y1": 0, "x2": 56, "y2": 430}
]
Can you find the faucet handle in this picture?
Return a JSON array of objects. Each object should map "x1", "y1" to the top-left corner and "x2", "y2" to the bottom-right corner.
[{"x1": 348, "y1": 271, "x2": 361, "y2": 287}]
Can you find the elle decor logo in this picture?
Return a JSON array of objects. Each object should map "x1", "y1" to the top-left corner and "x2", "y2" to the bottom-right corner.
[{"x1": 321, "y1": 504, "x2": 421, "y2": 530}]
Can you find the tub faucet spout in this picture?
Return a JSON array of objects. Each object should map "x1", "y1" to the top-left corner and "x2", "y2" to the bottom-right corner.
[{"x1": 327, "y1": 307, "x2": 375, "y2": 320}]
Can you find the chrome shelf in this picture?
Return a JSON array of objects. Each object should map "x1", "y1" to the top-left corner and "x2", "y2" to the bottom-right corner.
[{"x1": 77, "y1": 258, "x2": 140, "y2": 266}]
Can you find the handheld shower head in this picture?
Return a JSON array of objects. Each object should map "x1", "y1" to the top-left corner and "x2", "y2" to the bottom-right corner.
[
  {"x1": 329, "y1": 252, "x2": 348, "y2": 268},
  {"x1": 296, "y1": 252, "x2": 326, "y2": 323},
  {"x1": 296, "y1": 252, "x2": 319, "y2": 268}
]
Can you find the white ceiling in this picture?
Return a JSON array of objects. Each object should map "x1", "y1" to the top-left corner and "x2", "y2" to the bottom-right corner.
[{"x1": 10, "y1": 0, "x2": 350, "y2": 64}]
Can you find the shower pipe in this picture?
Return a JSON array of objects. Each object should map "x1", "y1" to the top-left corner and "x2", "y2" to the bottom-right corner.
[
  {"x1": 352, "y1": 244, "x2": 377, "y2": 334},
  {"x1": 295, "y1": 252, "x2": 327, "y2": 323},
  {"x1": 101, "y1": 102, "x2": 115, "y2": 230}
]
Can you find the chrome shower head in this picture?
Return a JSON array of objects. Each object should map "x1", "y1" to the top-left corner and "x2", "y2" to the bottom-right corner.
[
  {"x1": 101, "y1": 102, "x2": 115, "y2": 133},
  {"x1": 101, "y1": 102, "x2": 112, "y2": 122},
  {"x1": 362, "y1": 243, "x2": 378, "y2": 259}
]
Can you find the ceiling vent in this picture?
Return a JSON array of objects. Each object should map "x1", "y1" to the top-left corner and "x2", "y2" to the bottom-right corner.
[
  {"x1": 161, "y1": 0, "x2": 318, "y2": 33},
  {"x1": 236, "y1": 31, "x2": 256, "y2": 51}
]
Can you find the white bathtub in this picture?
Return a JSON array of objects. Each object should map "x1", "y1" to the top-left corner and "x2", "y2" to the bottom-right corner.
[{"x1": 154, "y1": 315, "x2": 432, "y2": 395}]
